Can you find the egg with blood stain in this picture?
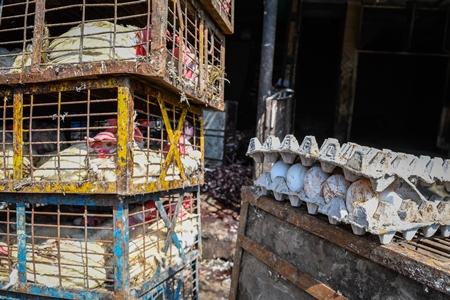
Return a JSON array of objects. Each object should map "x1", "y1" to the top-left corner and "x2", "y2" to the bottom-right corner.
[
  {"x1": 270, "y1": 161, "x2": 291, "y2": 181},
  {"x1": 285, "y1": 163, "x2": 309, "y2": 192},
  {"x1": 303, "y1": 166, "x2": 330, "y2": 198},
  {"x1": 322, "y1": 174, "x2": 351, "y2": 203},
  {"x1": 346, "y1": 179, "x2": 379, "y2": 218}
]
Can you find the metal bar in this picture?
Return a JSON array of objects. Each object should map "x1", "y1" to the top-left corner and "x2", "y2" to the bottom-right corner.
[
  {"x1": 407, "y1": 240, "x2": 450, "y2": 259},
  {"x1": 31, "y1": 0, "x2": 45, "y2": 72},
  {"x1": 16, "y1": 202, "x2": 26, "y2": 291},
  {"x1": 0, "y1": 0, "x2": 4, "y2": 27},
  {"x1": 255, "y1": 0, "x2": 277, "y2": 179},
  {"x1": 135, "y1": 250, "x2": 200, "y2": 298},
  {"x1": 362, "y1": 4, "x2": 445, "y2": 10},
  {"x1": 358, "y1": 49, "x2": 450, "y2": 57},
  {"x1": 113, "y1": 197, "x2": 130, "y2": 299},
  {"x1": 26, "y1": 286, "x2": 114, "y2": 299},
  {"x1": 116, "y1": 81, "x2": 134, "y2": 195},
  {"x1": 13, "y1": 91, "x2": 23, "y2": 180},
  {"x1": 154, "y1": 195, "x2": 186, "y2": 259},
  {"x1": 238, "y1": 234, "x2": 348, "y2": 300},
  {"x1": 192, "y1": 258, "x2": 199, "y2": 300}
]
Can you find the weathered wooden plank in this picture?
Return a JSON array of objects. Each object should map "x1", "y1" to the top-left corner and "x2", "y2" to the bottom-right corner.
[
  {"x1": 241, "y1": 186, "x2": 450, "y2": 296},
  {"x1": 238, "y1": 234, "x2": 348, "y2": 300}
]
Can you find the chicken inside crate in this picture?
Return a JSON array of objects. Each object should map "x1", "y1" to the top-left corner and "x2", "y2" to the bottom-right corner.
[
  {"x1": 0, "y1": 189, "x2": 200, "y2": 298},
  {"x1": 0, "y1": 0, "x2": 227, "y2": 110},
  {"x1": 0, "y1": 76, "x2": 204, "y2": 194}
]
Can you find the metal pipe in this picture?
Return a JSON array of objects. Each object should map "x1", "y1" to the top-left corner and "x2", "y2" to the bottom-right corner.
[{"x1": 256, "y1": 0, "x2": 278, "y2": 144}]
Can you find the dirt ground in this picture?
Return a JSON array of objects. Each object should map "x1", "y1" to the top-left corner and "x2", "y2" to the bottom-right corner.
[
  {"x1": 198, "y1": 194, "x2": 241, "y2": 300},
  {"x1": 196, "y1": 159, "x2": 253, "y2": 299}
]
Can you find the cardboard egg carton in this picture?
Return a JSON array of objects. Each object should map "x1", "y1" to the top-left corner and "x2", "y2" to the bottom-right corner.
[{"x1": 247, "y1": 135, "x2": 450, "y2": 244}]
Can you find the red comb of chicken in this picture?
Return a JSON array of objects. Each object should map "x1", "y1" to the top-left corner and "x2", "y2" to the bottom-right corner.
[
  {"x1": 87, "y1": 131, "x2": 117, "y2": 148},
  {"x1": 135, "y1": 24, "x2": 152, "y2": 56}
]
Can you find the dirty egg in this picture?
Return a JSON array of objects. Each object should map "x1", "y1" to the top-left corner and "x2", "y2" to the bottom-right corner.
[
  {"x1": 322, "y1": 174, "x2": 351, "y2": 203},
  {"x1": 346, "y1": 179, "x2": 379, "y2": 218},
  {"x1": 303, "y1": 165, "x2": 330, "y2": 198}
]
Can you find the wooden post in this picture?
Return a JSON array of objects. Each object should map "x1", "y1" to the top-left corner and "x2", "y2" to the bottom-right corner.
[{"x1": 334, "y1": 1, "x2": 361, "y2": 142}]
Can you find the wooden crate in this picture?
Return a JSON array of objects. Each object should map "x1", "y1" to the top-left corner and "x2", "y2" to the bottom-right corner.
[
  {"x1": 0, "y1": 0, "x2": 226, "y2": 111},
  {"x1": 0, "y1": 188, "x2": 200, "y2": 299},
  {"x1": 230, "y1": 187, "x2": 450, "y2": 299},
  {"x1": 0, "y1": 76, "x2": 204, "y2": 195}
]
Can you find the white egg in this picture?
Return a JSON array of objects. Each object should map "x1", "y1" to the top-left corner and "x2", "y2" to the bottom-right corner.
[
  {"x1": 346, "y1": 179, "x2": 379, "y2": 218},
  {"x1": 303, "y1": 166, "x2": 330, "y2": 198},
  {"x1": 270, "y1": 161, "x2": 291, "y2": 181},
  {"x1": 285, "y1": 163, "x2": 309, "y2": 192},
  {"x1": 322, "y1": 174, "x2": 351, "y2": 203}
]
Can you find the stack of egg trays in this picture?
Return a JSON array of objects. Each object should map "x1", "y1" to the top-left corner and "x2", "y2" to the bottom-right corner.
[{"x1": 246, "y1": 134, "x2": 450, "y2": 244}]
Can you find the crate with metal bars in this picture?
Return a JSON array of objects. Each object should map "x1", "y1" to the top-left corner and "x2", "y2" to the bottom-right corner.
[
  {"x1": 199, "y1": 0, "x2": 234, "y2": 34},
  {"x1": 0, "y1": 0, "x2": 227, "y2": 111},
  {"x1": 0, "y1": 76, "x2": 204, "y2": 195},
  {"x1": 0, "y1": 187, "x2": 200, "y2": 299}
]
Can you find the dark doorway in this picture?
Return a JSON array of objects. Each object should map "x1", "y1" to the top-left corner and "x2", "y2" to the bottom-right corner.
[
  {"x1": 351, "y1": 53, "x2": 447, "y2": 157},
  {"x1": 293, "y1": 3, "x2": 346, "y2": 145}
]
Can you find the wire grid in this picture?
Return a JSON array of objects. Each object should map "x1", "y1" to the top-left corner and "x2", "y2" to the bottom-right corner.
[
  {"x1": 0, "y1": 189, "x2": 200, "y2": 297},
  {"x1": 0, "y1": 77, "x2": 204, "y2": 194},
  {"x1": 0, "y1": 0, "x2": 226, "y2": 109}
]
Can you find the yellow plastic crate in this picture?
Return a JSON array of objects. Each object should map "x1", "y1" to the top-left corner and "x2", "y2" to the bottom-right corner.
[
  {"x1": 0, "y1": 0, "x2": 226, "y2": 111},
  {"x1": 0, "y1": 76, "x2": 204, "y2": 195}
]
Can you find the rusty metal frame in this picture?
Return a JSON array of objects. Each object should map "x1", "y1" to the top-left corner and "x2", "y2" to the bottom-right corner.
[
  {"x1": 0, "y1": 0, "x2": 226, "y2": 111},
  {"x1": 0, "y1": 186, "x2": 201, "y2": 299},
  {"x1": 0, "y1": 76, "x2": 204, "y2": 195},
  {"x1": 198, "y1": 0, "x2": 234, "y2": 34}
]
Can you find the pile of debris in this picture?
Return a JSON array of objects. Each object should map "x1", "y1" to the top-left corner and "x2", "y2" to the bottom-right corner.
[{"x1": 201, "y1": 163, "x2": 254, "y2": 204}]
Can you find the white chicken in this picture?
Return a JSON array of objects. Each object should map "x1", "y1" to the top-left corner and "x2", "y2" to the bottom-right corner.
[
  {"x1": 48, "y1": 21, "x2": 140, "y2": 64},
  {"x1": 10, "y1": 44, "x2": 33, "y2": 72},
  {"x1": 8, "y1": 217, "x2": 85, "y2": 245},
  {"x1": 10, "y1": 26, "x2": 50, "y2": 73},
  {"x1": 132, "y1": 147, "x2": 165, "y2": 184},
  {"x1": 32, "y1": 142, "x2": 90, "y2": 181},
  {"x1": 87, "y1": 130, "x2": 164, "y2": 183},
  {"x1": 0, "y1": 144, "x2": 32, "y2": 180},
  {"x1": 86, "y1": 131, "x2": 118, "y2": 182},
  {"x1": 181, "y1": 149, "x2": 202, "y2": 176}
]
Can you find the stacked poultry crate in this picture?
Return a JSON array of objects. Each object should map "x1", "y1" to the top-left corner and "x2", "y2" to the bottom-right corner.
[{"x1": 0, "y1": 0, "x2": 231, "y2": 299}]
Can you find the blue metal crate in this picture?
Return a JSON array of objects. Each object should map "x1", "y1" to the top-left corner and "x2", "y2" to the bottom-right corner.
[{"x1": 0, "y1": 187, "x2": 201, "y2": 299}]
